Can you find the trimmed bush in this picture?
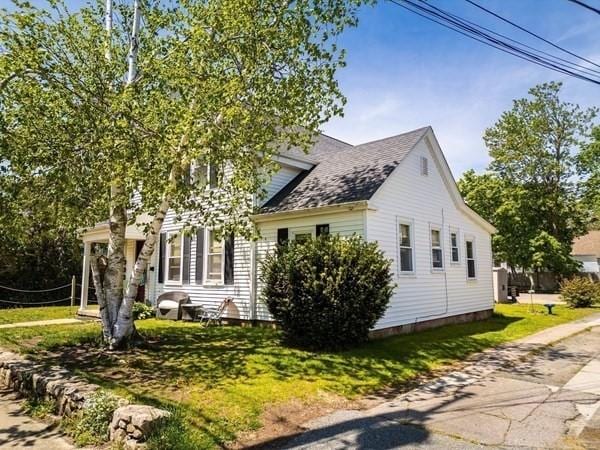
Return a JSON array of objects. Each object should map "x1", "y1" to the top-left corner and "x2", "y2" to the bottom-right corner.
[
  {"x1": 560, "y1": 277, "x2": 600, "y2": 308},
  {"x1": 260, "y1": 235, "x2": 394, "y2": 350}
]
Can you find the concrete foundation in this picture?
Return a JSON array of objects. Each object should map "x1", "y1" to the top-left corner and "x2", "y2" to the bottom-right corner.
[{"x1": 368, "y1": 309, "x2": 494, "y2": 340}]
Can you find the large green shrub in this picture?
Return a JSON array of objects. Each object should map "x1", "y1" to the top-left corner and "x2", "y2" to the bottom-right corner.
[
  {"x1": 560, "y1": 277, "x2": 600, "y2": 308},
  {"x1": 260, "y1": 235, "x2": 394, "y2": 350}
]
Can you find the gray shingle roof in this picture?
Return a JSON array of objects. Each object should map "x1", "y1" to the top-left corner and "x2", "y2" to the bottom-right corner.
[{"x1": 261, "y1": 126, "x2": 430, "y2": 213}]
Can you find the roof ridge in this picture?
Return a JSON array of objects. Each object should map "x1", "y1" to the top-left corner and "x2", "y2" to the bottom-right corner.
[
  {"x1": 356, "y1": 126, "x2": 431, "y2": 147},
  {"x1": 318, "y1": 132, "x2": 355, "y2": 147}
]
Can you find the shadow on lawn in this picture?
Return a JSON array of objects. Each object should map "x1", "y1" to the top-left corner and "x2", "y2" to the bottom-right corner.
[
  {"x1": 33, "y1": 312, "x2": 523, "y2": 447},
  {"x1": 47, "y1": 312, "x2": 521, "y2": 397}
]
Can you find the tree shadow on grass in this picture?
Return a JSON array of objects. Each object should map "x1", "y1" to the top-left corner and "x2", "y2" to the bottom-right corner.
[
  {"x1": 29, "y1": 313, "x2": 523, "y2": 447},
  {"x1": 39, "y1": 313, "x2": 523, "y2": 400}
]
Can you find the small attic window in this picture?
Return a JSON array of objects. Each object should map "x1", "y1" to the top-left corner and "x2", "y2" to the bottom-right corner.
[{"x1": 420, "y1": 156, "x2": 429, "y2": 176}]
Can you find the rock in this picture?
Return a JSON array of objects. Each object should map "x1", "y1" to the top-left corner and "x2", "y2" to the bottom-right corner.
[
  {"x1": 111, "y1": 427, "x2": 127, "y2": 442},
  {"x1": 131, "y1": 428, "x2": 143, "y2": 440},
  {"x1": 116, "y1": 405, "x2": 170, "y2": 436},
  {"x1": 126, "y1": 423, "x2": 135, "y2": 433}
]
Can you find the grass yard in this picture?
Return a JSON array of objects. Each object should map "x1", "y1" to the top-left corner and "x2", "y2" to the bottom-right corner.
[
  {"x1": 0, "y1": 305, "x2": 82, "y2": 324},
  {"x1": 0, "y1": 303, "x2": 597, "y2": 448}
]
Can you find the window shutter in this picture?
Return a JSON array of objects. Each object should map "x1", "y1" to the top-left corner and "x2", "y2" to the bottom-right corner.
[
  {"x1": 277, "y1": 228, "x2": 288, "y2": 245},
  {"x1": 209, "y1": 164, "x2": 222, "y2": 188},
  {"x1": 224, "y1": 233, "x2": 235, "y2": 285},
  {"x1": 158, "y1": 233, "x2": 166, "y2": 283},
  {"x1": 195, "y1": 228, "x2": 204, "y2": 284},
  {"x1": 316, "y1": 224, "x2": 330, "y2": 237},
  {"x1": 182, "y1": 235, "x2": 192, "y2": 284}
]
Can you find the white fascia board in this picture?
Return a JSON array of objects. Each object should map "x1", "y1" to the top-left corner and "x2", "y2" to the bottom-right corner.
[{"x1": 251, "y1": 200, "x2": 370, "y2": 223}]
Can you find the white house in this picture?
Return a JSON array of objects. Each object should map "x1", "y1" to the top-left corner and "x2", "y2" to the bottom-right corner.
[
  {"x1": 572, "y1": 231, "x2": 600, "y2": 274},
  {"x1": 79, "y1": 126, "x2": 496, "y2": 335}
]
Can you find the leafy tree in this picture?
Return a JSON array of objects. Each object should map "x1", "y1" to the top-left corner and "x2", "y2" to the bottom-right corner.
[
  {"x1": 578, "y1": 126, "x2": 600, "y2": 228},
  {"x1": 459, "y1": 82, "x2": 597, "y2": 281},
  {"x1": 0, "y1": 0, "x2": 368, "y2": 347},
  {"x1": 0, "y1": 166, "x2": 89, "y2": 294}
]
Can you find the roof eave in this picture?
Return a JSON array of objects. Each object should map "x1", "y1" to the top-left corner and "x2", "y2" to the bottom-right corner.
[{"x1": 251, "y1": 200, "x2": 370, "y2": 223}]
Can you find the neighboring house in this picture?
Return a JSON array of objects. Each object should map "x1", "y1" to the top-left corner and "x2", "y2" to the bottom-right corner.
[
  {"x1": 79, "y1": 126, "x2": 496, "y2": 334},
  {"x1": 572, "y1": 230, "x2": 600, "y2": 274}
]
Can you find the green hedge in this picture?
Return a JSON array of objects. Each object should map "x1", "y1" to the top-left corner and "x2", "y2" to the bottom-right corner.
[
  {"x1": 260, "y1": 235, "x2": 394, "y2": 350},
  {"x1": 560, "y1": 277, "x2": 600, "y2": 308}
]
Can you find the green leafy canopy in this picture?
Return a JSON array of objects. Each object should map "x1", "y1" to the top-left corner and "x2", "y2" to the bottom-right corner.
[
  {"x1": 0, "y1": 0, "x2": 371, "y2": 239},
  {"x1": 458, "y1": 82, "x2": 598, "y2": 275}
]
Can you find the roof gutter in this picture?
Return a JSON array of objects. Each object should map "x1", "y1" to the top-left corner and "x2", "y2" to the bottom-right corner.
[{"x1": 251, "y1": 200, "x2": 370, "y2": 223}]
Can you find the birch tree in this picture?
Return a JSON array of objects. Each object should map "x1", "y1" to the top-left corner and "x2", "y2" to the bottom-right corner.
[{"x1": 0, "y1": 0, "x2": 368, "y2": 347}]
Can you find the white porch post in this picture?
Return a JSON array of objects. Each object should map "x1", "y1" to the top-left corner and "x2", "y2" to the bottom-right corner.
[{"x1": 79, "y1": 241, "x2": 92, "y2": 312}]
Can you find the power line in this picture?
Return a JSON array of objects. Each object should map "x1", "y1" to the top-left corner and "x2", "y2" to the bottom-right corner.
[
  {"x1": 567, "y1": 0, "x2": 600, "y2": 15},
  {"x1": 387, "y1": 0, "x2": 600, "y2": 85},
  {"x1": 438, "y1": 2, "x2": 600, "y2": 77},
  {"x1": 464, "y1": 0, "x2": 600, "y2": 69},
  {"x1": 393, "y1": 0, "x2": 600, "y2": 83}
]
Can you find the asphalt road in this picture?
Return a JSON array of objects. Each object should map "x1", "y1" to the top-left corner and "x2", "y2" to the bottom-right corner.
[{"x1": 277, "y1": 325, "x2": 600, "y2": 450}]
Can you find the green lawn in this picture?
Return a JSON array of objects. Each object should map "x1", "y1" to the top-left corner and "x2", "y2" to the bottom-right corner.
[
  {"x1": 0, "y1": 304, "x2": 597, "y2": 448},
  {"x1": 0, "y1": 306, "x2": 82, "y2": 324}
]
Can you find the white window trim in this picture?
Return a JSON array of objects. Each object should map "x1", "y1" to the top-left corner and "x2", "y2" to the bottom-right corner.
[
  {"x1": 396, "y1": 217, "x2": 416, "y2": 277},
  {"x1": 449, "y1": 227, "x2": 461, "y2": 265},
  {"x1": 465, "y1": 235, "x2": 477, "y2": 281},
  {"x1": 429, "y1": 224, "x2": 444, "y2": 272},
  {"x1": 190, "y1": 162, "x2": 221, "y2": 189},
  {"x1": 165, "y1": 231, "x2": 183, "y2": 285},
  {"x1": 204, "y1": 229, "x2": 225, "y2": 286},
  {"x1": 290, "y1": 227, "x2": 315, "y2": 242}
]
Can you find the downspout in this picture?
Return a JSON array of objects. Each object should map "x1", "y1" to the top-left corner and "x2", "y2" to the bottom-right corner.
[{"x1": 414, "y1": 207, "x2": 449, "y2": 324}]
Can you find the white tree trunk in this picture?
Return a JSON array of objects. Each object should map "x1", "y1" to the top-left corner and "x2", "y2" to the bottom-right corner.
[
  {"x1": 111, "y1": 199, "x2": 170, "y2": 345},
  {"x1": 89, "y1": 253, "x2": 111, "y2": 342}
]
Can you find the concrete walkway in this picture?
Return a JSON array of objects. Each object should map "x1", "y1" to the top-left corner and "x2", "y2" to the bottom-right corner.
[
  {"x1": 0, "y1": 319, "x2": 84, "y2": 330},
  {"x1": 0, "y1": 389, "x2": 73, "y2": 449},
  {"x1": 277, "y1": 313, "x2": 600, "y2": 450}
]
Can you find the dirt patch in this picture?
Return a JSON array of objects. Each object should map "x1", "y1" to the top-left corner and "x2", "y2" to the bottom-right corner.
[{"x1": 233, "y1": 391, "x2": 357, "y2": 449}]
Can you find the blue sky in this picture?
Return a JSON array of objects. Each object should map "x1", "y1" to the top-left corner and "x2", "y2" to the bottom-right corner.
[
  {"x1": 49, "y1": 0, "x2": 600, "y2": 176},
  {"x1": 321, "y1": 0, "x2": 600, "y2": 176}
]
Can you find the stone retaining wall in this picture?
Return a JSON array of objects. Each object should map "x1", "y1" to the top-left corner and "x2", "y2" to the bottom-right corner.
[{"x1": 0, "y1": 350, "x2": 169, "y2": 448}]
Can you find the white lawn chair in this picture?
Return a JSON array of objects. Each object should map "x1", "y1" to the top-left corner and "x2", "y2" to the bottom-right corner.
[{"x1": 199, "y1": 298, "x2": 233, "y2": 326}]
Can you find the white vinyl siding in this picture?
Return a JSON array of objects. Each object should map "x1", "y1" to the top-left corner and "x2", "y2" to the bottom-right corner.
[
  {"x1": 366, "y1": 137, "x2": 494, "y2": 330},
  {"x1": 254, "y1": 210, "x2": 365, "y2": 320},
  {"x1": 262, "y1": 164, "x2": 303, "y2": 204}
]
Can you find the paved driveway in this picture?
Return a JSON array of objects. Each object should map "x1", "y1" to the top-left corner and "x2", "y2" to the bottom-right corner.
[
  {"x1": 0, "y1": 389, "x2": 73, "y2": 449},
  {"x1": 276, "y1": 319, "x2": 600, "y2": 450}
]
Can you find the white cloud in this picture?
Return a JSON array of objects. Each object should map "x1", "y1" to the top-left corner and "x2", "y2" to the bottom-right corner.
[{"x1": 323, "y1": 52, "x2": 600, "y2": 178}]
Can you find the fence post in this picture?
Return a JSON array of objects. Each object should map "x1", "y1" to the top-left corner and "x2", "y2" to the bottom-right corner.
[{"x1": 70, "y1": 275, "x2": 76, "y2": 309}]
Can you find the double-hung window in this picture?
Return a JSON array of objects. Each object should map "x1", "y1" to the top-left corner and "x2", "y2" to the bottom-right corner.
[
  {"x1": 431, "y1": 227, "x2": 443, "y2": 270},
  {"x1": 191, "y1": 162, "x2": 222, "y2": 188},
  {"x1": 166, "y1": 233, "x2": 182, "y2": 283},
  {"x1": 450, "y1": 230, "x2": 460, "y2": 263},
  {"x1": 398, "y1": 222, "x2": 414, "y2": 273},
  {"x1": 466, "y1": 239, "x2": 476, "y2": 279},
  {"x1": 206, "y1": 230, "x2": 224, "y2": 283}
]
